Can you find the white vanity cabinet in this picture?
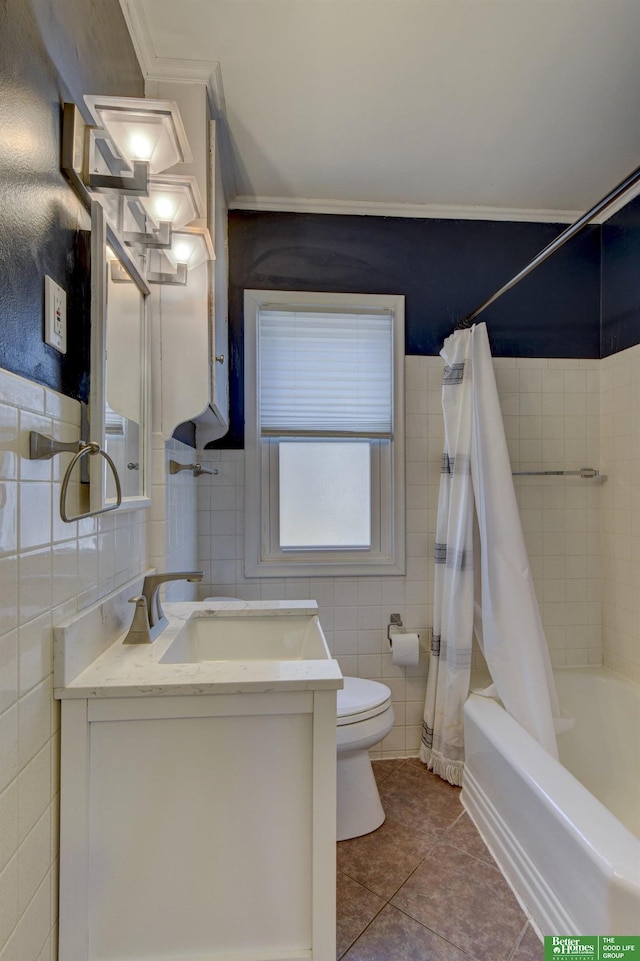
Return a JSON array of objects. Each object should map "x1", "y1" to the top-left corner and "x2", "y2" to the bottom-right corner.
[
  {"x1": 56, "y1": 596, "x2": 341, "y2": 961},
  {"x1": 60, "y1": 689, "x2": 337, "y2": 961}
]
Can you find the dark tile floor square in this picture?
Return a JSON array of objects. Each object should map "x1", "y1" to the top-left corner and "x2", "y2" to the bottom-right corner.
[{"x1": 337, "y1": 759, "x2": 543, "y2": 961}]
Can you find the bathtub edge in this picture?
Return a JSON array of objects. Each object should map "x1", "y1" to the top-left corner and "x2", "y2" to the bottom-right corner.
[
  {"x1": 461, "y1": 766, "x2": 574, "y2": 937},
  {"x1": 461, "y1": 681, "x2": 640, "y2": 936}
]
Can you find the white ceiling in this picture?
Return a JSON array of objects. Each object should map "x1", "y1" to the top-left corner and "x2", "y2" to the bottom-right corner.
[{"x1": 121, "y1": 0, "x2": 640, "y2": 221}]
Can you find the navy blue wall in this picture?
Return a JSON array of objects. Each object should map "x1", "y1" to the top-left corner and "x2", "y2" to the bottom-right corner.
[
  {"x1": 221, "y1": 209, "x2": 601, "y2": 447},
  {"x1": 0, "y1": 0, "x2": 142, "y2": 401},
  {"x1": 601, "y1": 194, "x2": 640, "y2": 357},
  {"x1": 3, "y1": 0, "x2": 634, "y2": 432}
]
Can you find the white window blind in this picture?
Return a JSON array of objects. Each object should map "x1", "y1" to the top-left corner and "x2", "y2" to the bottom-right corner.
[{"x1": 258, "y1": 309, "x2": 393, "y2": 436}]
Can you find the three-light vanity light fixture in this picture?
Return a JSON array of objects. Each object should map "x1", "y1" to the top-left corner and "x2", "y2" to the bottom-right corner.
[{"x1": 61, "y1": 94, "x2": 214, "y2": 285}]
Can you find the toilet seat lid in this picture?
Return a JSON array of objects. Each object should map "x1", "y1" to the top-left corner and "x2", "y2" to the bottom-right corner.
[{"x1": 337, "y1": 677, "x2": 391, "y2": 722}]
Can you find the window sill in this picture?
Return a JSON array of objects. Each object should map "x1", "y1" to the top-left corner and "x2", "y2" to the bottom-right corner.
[{"x1": 244, "y1": 556, "x2": 407, "y2": 578}]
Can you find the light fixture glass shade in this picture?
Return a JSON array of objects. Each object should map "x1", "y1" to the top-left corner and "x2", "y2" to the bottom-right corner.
[
  {"x1": 83, "y1": 95, "x2": 192, "y2": 174},
  {"x1": 167, "y1": 227, "x2": 215, "y2": 270},
  {"x1": 140, "y1": 176, "x2": 204, "y2": 229},
  {"x1": 146, "y1": 227, "x2": 214, "y2": 285}
]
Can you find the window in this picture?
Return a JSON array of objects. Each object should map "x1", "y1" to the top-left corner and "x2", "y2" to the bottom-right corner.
[{"x1": 244, "y1": 290, "x2": 405, "y2": 576}]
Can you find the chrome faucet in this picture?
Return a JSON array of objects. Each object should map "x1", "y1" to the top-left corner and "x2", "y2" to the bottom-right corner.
[
  {"x1": 124, "y1": 571, "x2": 204, "y2": 644},
  {"x1": 143, "y1": 571, "x2": 205, "y2": 628}
]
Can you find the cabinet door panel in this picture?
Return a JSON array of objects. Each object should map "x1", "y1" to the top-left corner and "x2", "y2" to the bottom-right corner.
[{"x1": 88, "y1": 713, "x2": 313, "y2": 960}]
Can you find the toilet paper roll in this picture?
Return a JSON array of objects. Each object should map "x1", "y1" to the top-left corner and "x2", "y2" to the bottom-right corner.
[{"x1": 390, "y1": 632, "x2": 420, "y2": 667}]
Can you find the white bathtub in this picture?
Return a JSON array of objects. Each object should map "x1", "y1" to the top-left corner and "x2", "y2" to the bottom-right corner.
[{"x1": 461, "y1": 667, "x2": 640, "y2": 936}]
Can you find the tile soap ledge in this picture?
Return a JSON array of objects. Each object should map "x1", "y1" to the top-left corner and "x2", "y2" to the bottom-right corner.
[{"x1": 54, "y1": 570, "x2": 151, "y2": 689}]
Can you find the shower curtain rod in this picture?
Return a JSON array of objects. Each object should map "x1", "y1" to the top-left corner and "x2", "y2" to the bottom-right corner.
[{"x1": 455, "y1": 162, "x2": 640, "y2": 331}]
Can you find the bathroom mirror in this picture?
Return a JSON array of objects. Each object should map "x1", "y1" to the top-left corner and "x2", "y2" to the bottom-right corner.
[{"x1": 89, "y1": 202, "x2": 151, "y2": 512}]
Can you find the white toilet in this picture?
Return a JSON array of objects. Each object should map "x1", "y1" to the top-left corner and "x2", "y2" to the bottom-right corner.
[
  {"x1": 336, "y1": 677, "x2": 394, "y2": 841},
  {"x1": 203, "y1": 600, "x2": 394, "y2": 842}
]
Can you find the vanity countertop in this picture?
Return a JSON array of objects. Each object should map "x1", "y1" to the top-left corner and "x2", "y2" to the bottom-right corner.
[{"x1": 54, "y1": 594, "x2": 343, "y2": 699}]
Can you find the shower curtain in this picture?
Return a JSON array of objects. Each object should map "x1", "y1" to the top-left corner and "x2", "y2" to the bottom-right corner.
[
  {"x1": 420, "y1": 323, "x2": 561, "y2": 786},
  {"x1": 419, "y1": 331, "x2": 475, "y2": 786}
]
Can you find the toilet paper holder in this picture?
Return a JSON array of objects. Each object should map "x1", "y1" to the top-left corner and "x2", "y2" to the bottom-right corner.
[
  {"x1": 387, "y1": 614, "x2": 421, "y2": 667},
  {"x1": 387, "y1": 613, "x2": 404, "y2": 642}
]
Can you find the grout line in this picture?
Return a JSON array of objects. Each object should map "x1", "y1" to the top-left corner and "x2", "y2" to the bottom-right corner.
[
  {"x1": 432, "y1": 836, "x2": 509, "y2": 874},
  {"x1": 439, "y1": 808, "x2": 466, "y2": 839},
  {"x1": 389, "y1": 904, "x2": 484, "y2": 961},
  {"x1": 337, "y1": 898, "x2": 388, "y2": 961},
  {"x1": 507, "y1": 921, "x2": 534, "y2": 961},
  {"x1": 338, "y1": 764, "x2": 531, "y2": 961}
]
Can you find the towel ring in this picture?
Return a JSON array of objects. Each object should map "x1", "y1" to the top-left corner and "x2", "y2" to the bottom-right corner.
[
  {"x1": 29, "y1": 431, "x2": 123, "y2": 522},
  {"x1": 59, "y1": 441, "x2": 122, "y2": 522},
  {"x1": 29, "y1": 430, "x2": 122, "y2": 524}
]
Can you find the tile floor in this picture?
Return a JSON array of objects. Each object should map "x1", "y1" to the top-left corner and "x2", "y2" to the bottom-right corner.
[{"x1": 336, "y1": 758, "x2": 543, "y2": 961}]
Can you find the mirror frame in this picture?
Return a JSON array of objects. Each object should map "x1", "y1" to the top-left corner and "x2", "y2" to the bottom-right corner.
[{"x1": 90, "y1": 201, "x2": 152, "y2": 513}]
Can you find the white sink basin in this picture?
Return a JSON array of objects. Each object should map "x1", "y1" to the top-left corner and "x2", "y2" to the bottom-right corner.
[{"x1": 159, "y1": 613, "x2": 330, "y2": 664}]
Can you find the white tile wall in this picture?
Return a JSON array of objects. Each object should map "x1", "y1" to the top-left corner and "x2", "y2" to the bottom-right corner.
[
  {"x1": 149, "y1": 435, "x2": 200, "y2": 603},
  {"x1": 601, "y1": 344, "x2": 640, "y2": 684},
  {"x1": 497, "y1": 357, "x2": 602, "y2": 670},
  {"x1": 195, "y1": 355, "x2": 605, "y2": 757},
  {"x1": 195, "y1": 357, "x2": 443, "y2": 758},
  {"x1": 0, "y1": 367, "x2": 150, "y2": 961},
  {"x1": 0, "y1": 344, "x2": 635, "y2": 960}
]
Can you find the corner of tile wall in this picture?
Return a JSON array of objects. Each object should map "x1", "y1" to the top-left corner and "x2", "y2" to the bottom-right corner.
[
  {"x1": 148, "y1": 434, "x2": 201, "y2": 602},
  {"x1": 0, "y1": 366, "x2": 152, "y2": 961},
  {"x1": 600, "y1": 344, "x2": 640, "y2": 684}
]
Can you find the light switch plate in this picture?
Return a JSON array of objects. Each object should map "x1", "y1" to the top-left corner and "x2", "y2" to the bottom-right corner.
[{"x1": 44, "y1": 275, "x2": 67, "y2": 353}]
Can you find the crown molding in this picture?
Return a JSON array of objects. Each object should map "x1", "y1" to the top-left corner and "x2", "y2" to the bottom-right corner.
[
  {"x1": 119, "y1": 0, "x2": 156, "y2": 77},
  {"x1": 229, "y1": 195, "x2": 583, "y2": 224},
  {"x1": 119, "y1": 1, "x2": 238, "y2": 201},
  {"x1": 230, "y1": 184, "x2": 640, "y2": 224},
  {"x1": 119, "y1": 1, "x2": 640, "y2": 228},
  {"x1": 119, "y1": 2, "x2": 223, "y2": 106},
  {"x1": 146, "y1": 60, "x2": 225, "y2": 106},
  {"x1": 595, "y1": 178, "x2": 640, "y2": 224},
  {"x1": 143, "y1": 60, "x2": 237, "y2": 202}
]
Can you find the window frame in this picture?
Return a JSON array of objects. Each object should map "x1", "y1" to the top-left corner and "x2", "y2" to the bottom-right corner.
[{"x1": 244, "y1": 289, "x2": 405, "y2": 577}]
